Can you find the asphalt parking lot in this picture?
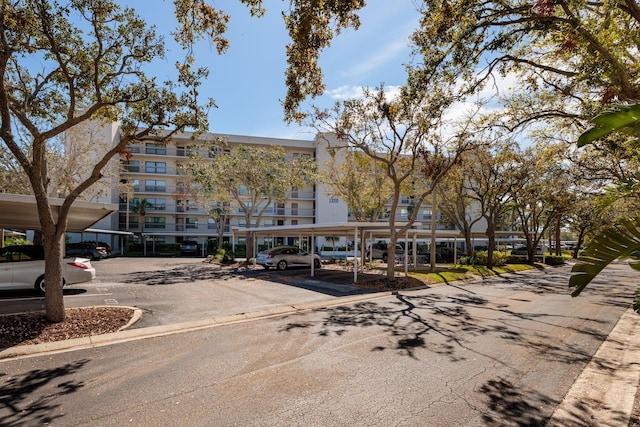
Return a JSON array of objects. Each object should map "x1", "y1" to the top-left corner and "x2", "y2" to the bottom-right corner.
[{"x1": 0, "y1": 256, "x2": 387, "y2": 327}]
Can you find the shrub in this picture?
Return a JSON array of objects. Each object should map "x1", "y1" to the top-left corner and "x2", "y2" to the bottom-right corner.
[
  {"x1": 215, "y1": 248, "x2": 234, "y2": 263},
  {"x1": 506, "y1": 255, "x2": 528, "y2": 264},
  {"x1": 458, "y1": 255, "x2": 474, "y2": 265},
  {"x1": 542, "y1": 255, "x2": 565, "y2": 266},
  {"x1": 472, "y1": 250, "x2": 508, "y2": 266}
]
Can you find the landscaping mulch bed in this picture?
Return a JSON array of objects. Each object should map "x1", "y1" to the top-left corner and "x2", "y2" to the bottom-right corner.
[{"x1": 0, "y1": 307, "x2": 134, "y2": 348}]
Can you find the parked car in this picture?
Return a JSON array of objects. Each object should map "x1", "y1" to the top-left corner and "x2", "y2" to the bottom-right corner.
[
  {"x1": 91, "y1": 241, "x2": 112, "y2": 256},
  {"x1": 512, "y1": 245, "x2": 543, "y2": 256},
  {"x1": 0, "y1": 245, "x2": 96, "y2": 293},
  {"x1": 65, "y1": 241, "x2": 109, "y2": 260},
  {"x1": 256, "y1": 246, "x2": 322, "y2": 271},
  {"x1": 180, "y1": 240, "x2": 200, "y2": 255},
  {"x1": 366, "y1": 242, "x2": 404, "y2": 262}
]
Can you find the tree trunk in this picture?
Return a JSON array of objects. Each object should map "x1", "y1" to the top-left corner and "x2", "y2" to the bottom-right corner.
[
  {"x1": 245, "y1": 230, "x2": 255, "y2": 259},
  {"x1": 555, "y1": 214, "x2": 562, "y2": 256},
  {"x1": 386, "y1": 232, "x2": 397, "y2": 280},
  {"x1": 43, "y1": 233, "x2": 66, "y2": 322},
  {"x1": 464, "y1": 235, "x2": 474, "y2": 259},
  {"x1": 33, "y1": 229, "x2": 44, "y2": 245},
  {"x1": 486, "y1": 225, "x2": 495, "y2": 269},
  {"x1": 575, "y1": 229, "x2": 586, "y2": 259}
]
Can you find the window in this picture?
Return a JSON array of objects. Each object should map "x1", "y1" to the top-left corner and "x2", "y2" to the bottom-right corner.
[
  {"x1": 276, "y1": 202, "x2": 285, "y2": 215},
  {"x1": 145, "y1": 143, "x2": 166, "y2": 155},
  {"x1": 145, "y1": 217, "x2": 166, "y2": 229},
  {"x1": 145, "y1": 161, "x2": 166, "y2": 174},
  {"x1": 147, "y1": 198, "x2": 166, "y2": 210},
  {"x1": 186, "y1": 200, "x2": 198, "y2": 211},
  {"x1": 293, "y1": 152, "x2": 311, "y2": 158},
  {"x1": 208, "y1": 146, "x2": 230, "y2": 158},
  {"x1": 122, "y1": 160, "x2": 139, "y2": 172},
  {"x1": 144, "y1": 179, "x2": 166, "y2": 192},
  {"x1": 132, "y1": 179, "x2": 140, "y2": 191},
  {"x1": 0, "y1": 246, "x2": 43, "y2": 262},
  {"x1": 128, "y1": 143, "x2": 141, "y2": 153},
  {"x1": 177, "y1": 145, "x2": 198, "y2": 157},
  {"x1": 291, "y1": 203, "x2": 298, "y2": 216},
  {"x1": 185, "y1": 218, "x2": 198, "y2": 229}
]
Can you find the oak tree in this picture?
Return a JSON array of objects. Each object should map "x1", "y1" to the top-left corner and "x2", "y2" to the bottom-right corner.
[{"x1": 0, "y1": 0, "x2": 212, "y2": 321}]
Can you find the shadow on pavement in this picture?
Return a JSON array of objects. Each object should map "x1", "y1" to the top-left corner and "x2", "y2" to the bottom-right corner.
[
  {"x1": 278, "y1": 274, "x2": 630, "y2": 425},
  {"x1": 0, "y1": 359, "x2": 89, "y2": 427},
  {"x1": 121, "y1": 263, "x2": 387, "y2": 297}
]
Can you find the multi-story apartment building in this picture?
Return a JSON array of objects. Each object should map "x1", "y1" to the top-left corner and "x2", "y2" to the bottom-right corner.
[
  {"x1": 76, "y1": 124, "x2": 512, "y2": 255},
  {"x1": 87, "y1": 129, "x2": 349, "y2": 252}
]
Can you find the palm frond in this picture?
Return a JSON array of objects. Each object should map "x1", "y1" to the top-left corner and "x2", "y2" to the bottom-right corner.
[
  {"x1": 570, "y1": 217, "x2": 640, "y2": 297},
  {"x1": 578, "y1": 103, "x2": 640, "y2": 147}
]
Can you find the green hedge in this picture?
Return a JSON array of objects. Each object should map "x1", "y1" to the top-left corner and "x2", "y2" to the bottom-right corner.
[{"x1": 505, "y1": 254, "x2": 565, "y2": 265}]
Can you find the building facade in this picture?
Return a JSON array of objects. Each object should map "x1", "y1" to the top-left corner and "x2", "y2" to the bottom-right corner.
[
  {"x1": 87, "y1": 130, "x2": 352, "y2": 252},
  {"x1": 78, "y1": 126, "x2": 481, "y2": 255}
]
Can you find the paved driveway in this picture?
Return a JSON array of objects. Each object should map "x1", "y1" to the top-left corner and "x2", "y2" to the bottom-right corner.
[
  {"x1": 0, "y1": 261, "x2": 636, "y2": 426},
  {"x1": 0, "y1": 257, "x2": 384, "y2": 327}
]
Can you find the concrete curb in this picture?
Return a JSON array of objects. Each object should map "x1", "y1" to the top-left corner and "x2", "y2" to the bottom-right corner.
[
  {"x1": 0, "y1": 292, "x2": 389, "y2": 361},
  {"x1": 548, "y1": 307, "x2": 640, "y2": 426}
]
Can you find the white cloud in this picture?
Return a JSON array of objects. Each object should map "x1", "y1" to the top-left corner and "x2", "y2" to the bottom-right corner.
[
  {"x1": 341, "y1": 38, "x2": 410, "y2": 79},
  {"x1": 325, "y1": 85, "x2": 365, "y2": 100},
  {"x1": 325, "y1": 84, "x2": 403, "y2": 101}
]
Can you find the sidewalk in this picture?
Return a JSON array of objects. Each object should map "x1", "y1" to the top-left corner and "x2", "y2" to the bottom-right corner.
[{"x1": 549, "y1": 307, "x2": 640, "y2": 426}]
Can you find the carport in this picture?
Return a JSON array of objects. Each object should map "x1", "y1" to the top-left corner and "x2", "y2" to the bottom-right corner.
[
  {"x1": 0, "y1": 193, "x2": 119, "y2": 245},
  {"x1": 233, "y1": 222, "x2": 462, "y2": 282}
]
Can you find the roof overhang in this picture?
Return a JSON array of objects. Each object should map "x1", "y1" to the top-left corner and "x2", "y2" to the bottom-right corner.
[
  {"x1": 233, "y1": 222, "x2": 463, "y2": 239},
  {"x1": 0, "y1": 193, "x2": 118, "y2": 232}
]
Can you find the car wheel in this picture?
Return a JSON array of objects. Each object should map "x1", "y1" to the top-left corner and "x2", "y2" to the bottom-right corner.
[
  {"x1": 276, "y1": 260, "x2": 288, "y2": 271},
  {"x1": 84, "y1": 252, "x2": 94, "y2": 259},
  {"x1": 35, "y1": 275, "x2": 46, "y2": 294},
  {"x1": 35, "y1": 275, "x2": 65, "y2": 294},
  {"x1": 382, "y1": 253, "x2": 388, "y2": 263},
  {"x1": 314, "y1": 259, "x2": 321, "y2": 269}
]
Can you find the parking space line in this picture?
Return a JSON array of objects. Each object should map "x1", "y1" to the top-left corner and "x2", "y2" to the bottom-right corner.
[{"x1": 65, "y1": 292, "x2": 113, "y2": 298}]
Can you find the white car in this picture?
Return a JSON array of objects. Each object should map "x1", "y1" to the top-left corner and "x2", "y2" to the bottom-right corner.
[
  {"x1": 256, "y1": 246, "x2": 322, "y2": 271},
  {"x1": 0, "y1": 245, "x2": 96, "y2": 293}
]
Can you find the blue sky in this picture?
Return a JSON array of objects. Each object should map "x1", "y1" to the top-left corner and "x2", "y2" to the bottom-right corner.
[{"x1": 135, "y1": 1, "x2": 421, "y2": 140}]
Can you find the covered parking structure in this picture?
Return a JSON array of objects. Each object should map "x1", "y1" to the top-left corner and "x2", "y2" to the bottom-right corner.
[
  {"x1": 0, "y1": 193, "x2": 119, "y2": 247},
  {"x1": 233, "y1": 222, "x2": 463, "y2": 282}
]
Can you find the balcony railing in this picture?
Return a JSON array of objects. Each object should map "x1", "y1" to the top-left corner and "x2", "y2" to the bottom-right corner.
[
  {"x1": 121, "y1": 220, "x2": 308, "y2": 234},
  {"x1": 144, "y1": 185, "x2": 167, "y2": 192}
]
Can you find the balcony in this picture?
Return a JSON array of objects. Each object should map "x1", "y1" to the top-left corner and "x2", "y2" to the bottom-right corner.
[
  {"x1": 144, "y1": 185, "x2": 167, "y2": 192},
  {"x1": 123, "y1": 165, "x2": 140, "y2": 172},
  {"x1": 288, "y1": 190, "x2": 315, "y2": 199}
]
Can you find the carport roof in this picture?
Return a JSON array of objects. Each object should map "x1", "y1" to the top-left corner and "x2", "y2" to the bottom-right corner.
[
  {"x1": 233, "y1": 221, "x2": 463, "y2": 238},
  {"x1": 0, "y1": 193, "x2": 118, "y2": 232}
]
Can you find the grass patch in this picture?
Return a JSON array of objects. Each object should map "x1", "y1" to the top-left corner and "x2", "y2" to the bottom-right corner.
[{"x1": 403, "y1": 263, "x2": 540, "y2": 285}]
